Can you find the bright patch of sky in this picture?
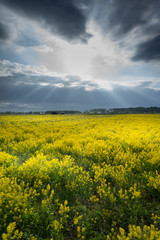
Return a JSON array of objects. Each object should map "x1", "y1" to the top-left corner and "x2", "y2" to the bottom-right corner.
[{"x1": 0, "y1": 0, "x2": 160, "y2": 111}]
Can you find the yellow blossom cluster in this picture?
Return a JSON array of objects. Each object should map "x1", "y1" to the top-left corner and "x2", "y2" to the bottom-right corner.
[
  {"x1": 107, "y1": 224, "x2": 160, "y2": 239},
  {"x1": 0, "y1": 114, "x2": 160, "y2": 239}
]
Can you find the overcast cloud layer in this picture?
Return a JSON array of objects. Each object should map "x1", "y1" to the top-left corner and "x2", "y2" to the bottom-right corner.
[{"x1": 0, "y1": 0, "x2": 160, "y2": 111}]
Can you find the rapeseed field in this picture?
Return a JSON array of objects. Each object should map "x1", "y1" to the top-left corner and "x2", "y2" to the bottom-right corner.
[{"x1": 0, "y1": 114, "x2": 160, "y2": 239}]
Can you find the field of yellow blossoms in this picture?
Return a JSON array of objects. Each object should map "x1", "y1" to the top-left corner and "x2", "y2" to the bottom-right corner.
[{"x1": 1, "y1": 114, "x2": 160, "y2": 240}]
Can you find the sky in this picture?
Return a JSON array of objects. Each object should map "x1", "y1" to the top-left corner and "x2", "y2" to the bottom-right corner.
[{"x1": 0, "y1": 0, "x2": 160, "y2": 112}]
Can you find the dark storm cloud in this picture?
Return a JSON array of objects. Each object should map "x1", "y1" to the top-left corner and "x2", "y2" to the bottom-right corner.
[
  {"x1": 0, "y1": 22, "x2": 9, "y2": 40},
  {"x1": 1, "y1": 0, "x2": 160, "y2": 64},
  {"x1": 0, "y1": 0, "x2": 91, "y2": 42},
  {"x1": 88, "y1": 0, "x2": 160, "y2": 62},
  {"x1": 91, "y1": 0, "x2": 159, "y2": 37},
  {"x1": 132, "y1": 34, "x2": 160, "y2": 62},
  {"x1": 109, "y1": 0, "x2": 160, "y2": 62},
  {"x1": 107, "y1": 0, "x2": 159, "y2": 36}
]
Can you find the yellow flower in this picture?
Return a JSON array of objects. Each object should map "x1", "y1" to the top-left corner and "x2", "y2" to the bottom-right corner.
[
  {"x1": 2, "y1": 233, "x2": 8, "y2": 240},
  {"x1": 74, "y1": 218, "x2": 79, "y2": 225},
  {"x1": 7, "y1": 222, "x2": 16, "y2": 235},
  {"x1": 77, "y1": 226, "x2": 80, "y2": 233}
]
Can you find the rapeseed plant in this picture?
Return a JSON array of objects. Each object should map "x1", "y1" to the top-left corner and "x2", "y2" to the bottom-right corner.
[{"x1": 0, "y1": 114, "x2": 160, "y2": 239}]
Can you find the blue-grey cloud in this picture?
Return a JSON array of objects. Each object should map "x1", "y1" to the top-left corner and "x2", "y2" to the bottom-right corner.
[
  {"x1": 108, "y1": 0, "x2": 159, "y2": 36},
  {"x1": 0, "y1": 0, "x2": 91, "y2": 42},
  {"x1": 0, "y1": 73, "x2": 160, "y2": 112},
  {"x1": 0, "y1": 22, "x2": 9, "y2": 40},
  {"x1": 91, "y1": 0, "x2": 160, "y2": 37},
  {"x1": 1, "y1": 0, "x2": 160, "y2": 62},
  {"x1": 16, "y1": 32, "x2": 41, "y2": 47},
  {"x1": 132, "y1": 34, "x2": 160, "y2": 62},
  {"x1": 88, "y1": 0, "x2": 160, "y2": 62}
]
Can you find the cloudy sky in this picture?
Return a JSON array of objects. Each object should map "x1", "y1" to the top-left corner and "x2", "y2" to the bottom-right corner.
[{"x1": 0, "y1": 0, "x2": 160, "y2": 111}]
